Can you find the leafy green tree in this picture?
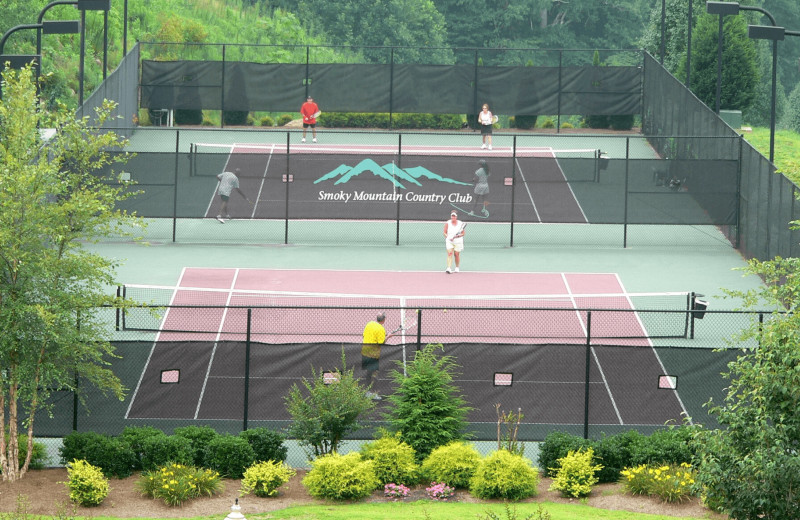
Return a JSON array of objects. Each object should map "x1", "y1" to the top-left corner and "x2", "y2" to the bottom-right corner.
[
  {"x1": 385, "y1": 343, "x2": 472, "y2": 461},
  {"x1": 0, "y1": 65, "x2": 140, "y2": 481},
  {"x1": 287, "y1": 0, "x2": 452, "y2": 64},
  {"x1": 782, "y1": 82, "x2": 800, "y2": 134},
  {"x1": 284, "y1": 352, "x2": 376, "y2": 459},
  {"x1": 639, "y1": 0, "x2": 695, "y2": 76},
  {"x1": 683, "y1": 13, "x2": 759, "y2": 112},
  {"x1": 692, "y1": 256, "x2": 800, "y2": 519}
]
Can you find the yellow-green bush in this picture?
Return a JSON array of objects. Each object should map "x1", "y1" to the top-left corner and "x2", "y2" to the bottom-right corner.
[
  {"x1": 469, "y1": 450, "x2": 539, "y2": 500},
  {"x1": 277, "y1": 114, "x2": 294, "y2": 126},
  {"x1": 359, "y1": 432, "x2": 419, "y2": 486},
  {"x1": 421, "y1": 441, "x2": 481, "y2": 488},
  {"x1": 240, "y1": 460, "x2": 296, "y2": 498},
  {"x1": 65, "y1": 459, "x2": 109, "y2": 507},
  {"x1": 620, "y1": 462, "x2": 696, "y2": 503},
  {"x1": 302, "y1": 452, "x2": 378, "y2": 500},
  {"x1": 548, "y1": 447, "x2": 602, "y2": 498}
]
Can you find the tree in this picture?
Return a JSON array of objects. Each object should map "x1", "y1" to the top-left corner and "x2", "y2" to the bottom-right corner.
[
  {"x1": 385, "y1": 343, "x2": 472, "y2": 461},
  {"x1": 289, "y1": 0, "x2": 452, "y2": 64},
  {"x1": 691, "y1": 256, "x2": 800, "y2": 519},
  {"x1": 639, "y1": 0, "x2": 695, "y2": 76},
  {"x1": 0, "y1": 65, "x2": 139, "y2": 481},
  {"x1": 684, "y1": 13, "x2": 759, "y2": 112},
  {"x1": 284, "y1": 352, "x2": 376, "y2": 459},
  {"x1": 782, "y1": 82, "x2": 800, "y2": 134}
]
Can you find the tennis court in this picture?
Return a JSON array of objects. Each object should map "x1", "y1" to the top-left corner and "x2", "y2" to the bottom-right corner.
[
  {"x1": 119, "y1": 267, "x2": 694, "y2": 431},
  {"x1": 193, "y1": 142, "x2": 594, "y2": 223}
]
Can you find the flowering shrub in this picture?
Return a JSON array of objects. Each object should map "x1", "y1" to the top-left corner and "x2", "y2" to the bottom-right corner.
[
  {"x1": 136, "y1": 463, "x2": 223, "y2": 506},
  {"x1": 426, "y1": 481, "x2": 455, "y2": 500},
  {"x1": 420, "y1": 441, "x2": 481, "y2": 488},
  {"x1": 470, "y1": 450, "x2": 539, "y2": 500},
  {"x1": 240, "y1": 460, "x2": 296, "y2": 498},
  {"x1": 302, "y1": 452, "x2": 378, "y2": 500},
  {"x1": 65, "y1": 459, "x2": 109, "y2": 507},
  {"x1": 384, "y1": 483, "x2": 410, "y2": 500},
  {"x1": 621, "y1": 462, "x2": 696, "y2": 503}
]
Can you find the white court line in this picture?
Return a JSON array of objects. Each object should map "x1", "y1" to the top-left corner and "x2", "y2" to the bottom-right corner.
[
  {"x1": 563, "y1": 273, "x2": 624, "y2": 425},
  {"x1": 124, "y1": 267, "x2": 190, "y2": 419},
  {"x1": 194, "y1": 268, "x2": 241, "y2": 420},
  {"x1": 611, "y1": 274, "x2": 693, "y2": 425},
  {"x1": 514, "y1": 157, "x2": 542, "y2": 222},
  {"x1": 251, "y1": 143, "x2": 275, "y2": 218}
]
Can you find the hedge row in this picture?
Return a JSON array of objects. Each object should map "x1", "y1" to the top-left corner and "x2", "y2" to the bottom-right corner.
[
  {"x1": 537, "y1": 426, "x2": 696, "y2": 483},
  {"x1": 317, "y1": 112, "x2": 463, "y2": 130},
  {"x1": 60, "y1": 426, "x2": 287, "y2": 479}
]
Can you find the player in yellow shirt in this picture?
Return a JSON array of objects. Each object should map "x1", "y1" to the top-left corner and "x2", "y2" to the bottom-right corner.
[{"x1": 362, "y1": 313, "x2": 391, "y2": 400}]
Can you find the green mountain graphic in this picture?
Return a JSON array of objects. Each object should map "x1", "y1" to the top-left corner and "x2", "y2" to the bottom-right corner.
[{"x1": 313, "y1": 159, "x2": 470, "y2": 189}]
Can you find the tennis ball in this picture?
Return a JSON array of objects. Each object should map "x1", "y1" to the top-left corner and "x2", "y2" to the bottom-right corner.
[{"x1": 443, "y1": 309, "x2": 447, "y2": 313}]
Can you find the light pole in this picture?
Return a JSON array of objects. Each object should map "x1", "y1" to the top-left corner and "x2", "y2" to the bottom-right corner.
[
  {"x1": 705, "y1": 2, "x2": 739, "y2": 114},
  {"x1": 75, "y1": 0, "x2": 111, "y2": 105},
  {"x1": 0, "y1": 21, "x2": 78, "y2": 98}
]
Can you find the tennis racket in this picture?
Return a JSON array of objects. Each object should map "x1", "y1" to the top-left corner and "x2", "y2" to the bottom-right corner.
[
  {"x1": 312, "y1": 110, "x2": 322, "y2": 119},
  {"x1": 389, "y1": 310, "x2": 419, "y2": 336},
  {"x1": 492, "y1": 115, "x2": 498, "y2": 124},
  {"x1": 449, "y1": 222, "x2": 467, "y2": 242}
]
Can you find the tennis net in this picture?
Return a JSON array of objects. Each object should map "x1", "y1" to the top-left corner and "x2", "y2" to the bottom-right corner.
[
  {"x1": 188, "y1": 141, "x2": 602, "y2": 180},
  {"x1": 119, "y1": 284, "x2": 694, "y2": 342}
]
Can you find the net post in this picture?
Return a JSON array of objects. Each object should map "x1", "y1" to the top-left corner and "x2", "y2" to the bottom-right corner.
[
  {"x1": 121, "y1": 284, "x2": 127, "y2": 331},
  {"x1": 172, "y1": 130, "x2": 180, "y2": 243},
  {"x1": 243, "y1": 308, "x2": 252, "y2": 431},
  {"x1": 396, "y1": 133, "x2": 402, "y2": 245},
  {"x1": 687, "y1": 292, "x2": 694, "y2": 339},
  {"x1": 389, "y1": 47, "x2": 394, "y2": 129},
  {"x1": 583, "y1": 310, "x2": 592, "y2": 440},
  {"x1": 73, "y1": 371, "x2": 79, "y2": 432},
  {"x1": 510, "y1": 135, "x2": 517, "y2": 247}
]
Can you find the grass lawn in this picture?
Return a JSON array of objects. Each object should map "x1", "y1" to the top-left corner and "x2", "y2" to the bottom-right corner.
[{"x1": 742, "y1": 127, "x2": 800, "y2": 183}]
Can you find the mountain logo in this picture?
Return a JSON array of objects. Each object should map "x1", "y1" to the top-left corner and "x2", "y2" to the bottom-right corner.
[{"x1": 313, "y1": 158, "x2": 471, "y2": 189}]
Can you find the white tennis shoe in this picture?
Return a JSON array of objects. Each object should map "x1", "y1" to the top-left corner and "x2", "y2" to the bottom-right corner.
[
  {"x1": 301, "y1": 138, "x2": 306, "y2": 143},
  {"x1": 312, "y1": 137, "x2": 317, "y2": 143},
  {"x1": 454, "y1": 267, "x2": 460, "y2": 273},
  {"x1": 488, "y1": 145, "x2": 493, "y2": 150},
  {"x1": 480, "y1": 143, "x2": 487, "y2": 149},
  {"x1": 445, "y1": 268, "x2": 452, "y2": 274}
]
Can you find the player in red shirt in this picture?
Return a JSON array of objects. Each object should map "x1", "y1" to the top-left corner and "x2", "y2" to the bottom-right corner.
[{"x1": 300, "y1": 95, "x2": 320, "y2": 143}]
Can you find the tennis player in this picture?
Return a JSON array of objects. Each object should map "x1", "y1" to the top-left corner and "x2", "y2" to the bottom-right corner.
[
  {"x1": 362, "y1": 313, "x2": 390, "y2": 400},
  {"x1": 216, "y1": 168, "x2": 251, "y2": 223},
  {"x1": 472, "y1": 159, "x2": 490, "y2": 216},
  {"x1": 478, "y1": 103, "x2": 494, "y2": 150},
  {"x1": 444, "y1": 211, "x2": 465, "y2": 273},
  {"x1": 300, "y1": 95, "x2": 320, "y2": 143}
]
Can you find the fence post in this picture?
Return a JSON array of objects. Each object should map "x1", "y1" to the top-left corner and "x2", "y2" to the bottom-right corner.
[
  {"x1": 220, "y1": 45, "x2": 226, "y2": 129},
  {"x1": 396, "y1": 133, "x2": 402, "y2": 245},
  {"x1": 583, "y1": 310, "x2": 592, "y2": 440},
  {"x1": 416, "y1": 309, "x2": 422, "y2": 351},
  {"x1": 243, "y1": 308, "x2": 251, "y2": 431},
  {"x1": 285, "y1": 131, "x2": 290, "y2": 244},
  {"x1": 557, "y1": 50, "x2": 563, "y2": 133},
  {"x1": 623, "y1": 137, "x2": 630, "y2": 248},
  {"x1": 389, "y1": 47, "x2": 395, "y2": 129},
  {"x1": 172, "y1": 130, "x2": 180, "y2": 242}
]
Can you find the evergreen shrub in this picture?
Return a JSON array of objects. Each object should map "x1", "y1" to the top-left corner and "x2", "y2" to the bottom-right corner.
[
  {"x1": 420, "y1": 441, "x2": 481, "y2": 488},
  {"x1": 174, "y1": 425, "x2": 219, "y2": 466},
  {"x1": 240, "y1": 460, "x2": 296, "y2": 497},
  {"x1": 65, "y1": 460, "x2": 109, "y2": 507},
  {"x1": 59, "y1": 432, "x2": 136, "y2": 478},
  {"x1": 240, "y1": 427, "x2": 288, "y2": 463},
  {"x1": 360, "y1": 431, "x2": 419, "y2": 486},
  {"x1": 203, "y1": 435, "x2": 255, "y2": 478},
  {"x1": 302, "y1": 452, "x2": 378, "y2": 500},
  {"x1": 140, "y1": 435, "x2": 194, "y2": 471},
  {"x1": 548, "y1": 448, "x2": 603, "y2": 498},
  {"x1": 469, "y1": 450, "x2": 539, "y2": 500}
]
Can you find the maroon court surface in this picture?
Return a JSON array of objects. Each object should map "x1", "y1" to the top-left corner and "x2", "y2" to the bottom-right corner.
[{"x1": 124, "y1": 268, "x2": 688, "y2": 429}]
